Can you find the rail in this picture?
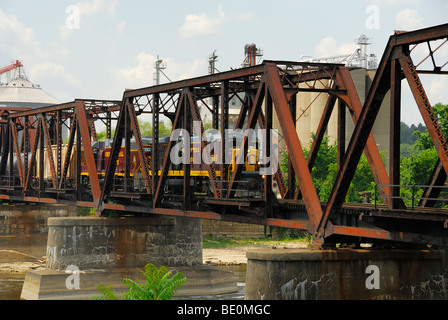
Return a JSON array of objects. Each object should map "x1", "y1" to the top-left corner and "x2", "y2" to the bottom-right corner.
[
  {"x1": 375, "y1": 184, "x2": 448, "y2": 210},
  {"x1": 208, "y1": 179, "x2": 264, "y2": 199}
]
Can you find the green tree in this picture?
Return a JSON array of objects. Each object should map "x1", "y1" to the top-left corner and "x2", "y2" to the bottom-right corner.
[
  {"x1": 413, "y1": 103, "x2": 448, "y2": 151},
  {"x1": 280, "y1": 134, "x2": 379, "y2": 203},
  {"x1": 92, "y1": 263, "x2": 187, "y2": 300}
]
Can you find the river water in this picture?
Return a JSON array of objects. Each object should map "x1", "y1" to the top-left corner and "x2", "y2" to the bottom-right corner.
[{"x1": 0, "y1": 234, "x2": 246, "y2": 300}]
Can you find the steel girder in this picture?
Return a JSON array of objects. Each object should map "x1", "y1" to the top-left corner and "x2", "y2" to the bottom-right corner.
[
  {"x1": 0, "y1": 24, "x2": 446, "y2": 247},
  {"x1": 0, "y1": 100, "x2": 120, "y2": 210}
]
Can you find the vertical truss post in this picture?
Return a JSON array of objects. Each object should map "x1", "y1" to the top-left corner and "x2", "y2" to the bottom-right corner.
[
  {"x1": 264, "y1": 85, "x2": 273, "y2": 217},
  {"x1": 183, "y1": 92, "x2": 191, "y2": 210},
  {"x1": 40, "y1": 119, "x2": 45, "y2": 194},
  {"x1": 56, "y1": 110, "x2": 62, "y2": 183},
  {"x1": 212, "y1": 95, "x2": 219, "y2": 131},
  {"x1": 390, "y1": 58, "x2": 402, "y2": 209},
  {"x1": 0, "y1": 121, "x2": 9, "y2": 177},
  {"x1": 286, "y1": 93, "x2": 296, "y2": 199},
  {"x1": 124, "y1": 100, "x2": 131, "y2": 193},
  {"x1": 23, "y1": 117, "x2": 29, "y2": 182},
  {"x1": 220, "y1": 81, "x2": 229, "y2": 197},
  {"x1": 152, "y1": 93, "x2": 160, "y2": 202},
  {"x1": 337, "y1": 99, "x2": 346, "y2": 170}
]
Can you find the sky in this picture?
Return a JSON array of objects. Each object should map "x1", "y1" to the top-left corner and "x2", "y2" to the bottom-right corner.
[{"x1": 0, "y1": 0, "x2": 447, "y2": 125}]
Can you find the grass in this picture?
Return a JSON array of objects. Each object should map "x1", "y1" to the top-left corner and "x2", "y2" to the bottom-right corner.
[{"x1": 202, "y1": 234, "x2": 313, "y2": 249}]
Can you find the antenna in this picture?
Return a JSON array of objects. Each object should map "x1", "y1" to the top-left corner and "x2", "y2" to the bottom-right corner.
[
  {"x1": 208, "y1": 50, "x2": 219, "y2": 74},
  {"x1": 153, "y1": 55, "x2": 171, "y2": 85}
]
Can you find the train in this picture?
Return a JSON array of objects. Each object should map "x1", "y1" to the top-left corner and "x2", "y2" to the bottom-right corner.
[{"x1": 31, "y1": 133, "x2": 263, "y2": 196}]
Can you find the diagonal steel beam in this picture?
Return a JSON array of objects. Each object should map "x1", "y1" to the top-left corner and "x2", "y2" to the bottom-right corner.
[
  {"x1": 154, "y1": 94, "x2": 184, "y2": 208},
  {"x1": 39, "y1": 115, "x2": 58, "y2": 188},
  {"x1": 185, "y1": 88, "x2": 221, "y2": 198},
  {"x1": 75, "y1": 100, "x2": 101, "y2": 209},
  {"x1": 126, "y1": 101, "x2": 152, "y2": 194},
  {"x1": 265, "y1": 62, "x2": 323, "y2": 232},
  {"x1": 399, "y1": 52, "x2": 448, "y2": 175},
  {"x1": 335, "y1": 67, "x2": 392, "y2": 206},
  {"x1": 10, "y1": 119, "x2": 24, "y2": 187},
  {"x1": 227, "y1": 82, "x2": 265, "y2": 198}
]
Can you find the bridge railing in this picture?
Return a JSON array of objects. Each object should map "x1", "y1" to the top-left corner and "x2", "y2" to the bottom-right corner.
[
  {"x1": 375, "y1": 183, "x2": 448, "y2": 210},
  {"x1": 209, "y1": 179, "x2": 264, "y2": 199}
]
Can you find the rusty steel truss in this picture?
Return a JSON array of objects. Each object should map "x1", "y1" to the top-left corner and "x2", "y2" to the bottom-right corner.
[{"x1": 0, "y1": 24, "x2": 447, "y2": 246}]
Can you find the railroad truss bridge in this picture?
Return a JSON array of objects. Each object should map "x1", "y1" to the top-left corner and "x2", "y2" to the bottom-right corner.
[{"x1": 0, "y1": 24, "x2": 448, "y2": 247}]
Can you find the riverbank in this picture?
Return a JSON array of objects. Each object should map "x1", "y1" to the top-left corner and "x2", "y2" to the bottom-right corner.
[
  {"x1": 202, "y1": 239, "x2": 310, "y2": 265},
  {"x1": 1, "y1": 238, "x2": 311, "y2": 273}
]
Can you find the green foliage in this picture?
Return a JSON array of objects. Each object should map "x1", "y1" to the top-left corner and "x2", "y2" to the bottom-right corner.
[
  {"x1": 280, "y1": 135, "x2": 379, "y2": 203},
  {"x1": 139, "y1": 120, "x2": 173, "y2": 137},
  {"x1": 96, "y1": 120, "x2": 173, "y2": 141},
  {"x1": 413, "y1": 103, "x2": 448, "y2": 151},
  {"x1": 91, "y1": 263, "x2": 187, "y2": 300}
]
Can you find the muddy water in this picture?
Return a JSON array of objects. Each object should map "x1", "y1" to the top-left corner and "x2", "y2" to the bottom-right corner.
[
  {"x1": 0, "y1": 234, "x2": 47, "y2": 300},
  {"x1": 0, "y1": 234, "x2": 246, "y2": 300}
]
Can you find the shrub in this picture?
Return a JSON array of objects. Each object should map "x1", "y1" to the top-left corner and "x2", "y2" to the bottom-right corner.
[{"x1": 92, "y1": 263, "x2": 187, "y2": 300}]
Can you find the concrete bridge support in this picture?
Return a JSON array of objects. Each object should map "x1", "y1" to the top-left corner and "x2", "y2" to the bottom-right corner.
[
  {"x1": 245, "y1": 248, "x2": 447, "y2": 300},
  {"x1": 20, "y1": 216, "x2": 237, "y2": 300}
]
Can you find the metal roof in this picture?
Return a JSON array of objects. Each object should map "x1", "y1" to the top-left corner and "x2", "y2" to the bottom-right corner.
[{"x1": 0, "y1": 76, "x2": 59, "y2": 105}]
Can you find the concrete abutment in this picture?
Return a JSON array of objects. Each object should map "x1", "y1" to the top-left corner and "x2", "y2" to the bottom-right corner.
[
  {"x1": 20, "y1": 216, "x2": 237, "y2": 300},
  {"x1": 245, "y1": 248, "x2": 447, "y2": 300}
]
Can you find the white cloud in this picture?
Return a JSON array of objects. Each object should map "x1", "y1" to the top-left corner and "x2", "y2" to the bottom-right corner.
[
  {"x1": 76, "y1": 0, "x2": 119, "y2": 16},
  {"x1": 107, "y1": 52, "x2": 207, "y2": 98},
  {"x1": 0, "y1": 10, "x2": 43, "y2": 59},
  {"x1": 58, "y1": 0, "x2": 120, "y2": 41},
  {"x1": 117, "y1": 21, "x2": 126, "y2": 36},
  {"x1": 395, "y1": 8, "x2": 425, "y2": 31},
  {"x1": 429, "y1": 77, "x2": 448, "y2": 104},
  {"x1": 110, "y1": 52, "x2": 157, "y2": 91},
  {"x1": 368, "y1": 0, "x2": 421, "y2": 5},
  {"x1": 179, "y1": 4, "x2": 228, "y2": 38},
  {"x1": 314, "y1": 36, "x2": 357, "y2": 58},
  {"x1": 29, "y1": 62, "x2": 82, "y2": 88}
]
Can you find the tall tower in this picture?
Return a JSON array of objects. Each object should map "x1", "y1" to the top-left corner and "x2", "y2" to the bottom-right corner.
[
  {"x1": 242, "y1": 44, "x2": 263, "y2": 68},
  {"x1": 153, "y1": 55, "x2": 167, "y2": 85},
  {"x1": 208, "y1": 50, "x2": 219, "y2": 75}
]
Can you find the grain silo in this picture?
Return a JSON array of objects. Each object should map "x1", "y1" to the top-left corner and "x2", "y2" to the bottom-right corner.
[
  {"x1": 294, "y1": 35, "x2": 390, "y2": 157},
  {"x1": 0, "y1": 60, "x2": 60, "y2": 109}
]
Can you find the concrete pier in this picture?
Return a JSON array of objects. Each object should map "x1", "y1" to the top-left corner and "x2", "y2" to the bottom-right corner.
[
  {"x1": 21, "y1": 216, "x2": 237, "y2": 300},
  {"x1": 245, "y1": 248, "x2": 447, "y2": 300}
]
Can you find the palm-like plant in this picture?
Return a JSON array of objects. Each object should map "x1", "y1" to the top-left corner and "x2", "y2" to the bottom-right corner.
[{"x1": 92, "y1": 263, "x2": 187, "y2": 300}]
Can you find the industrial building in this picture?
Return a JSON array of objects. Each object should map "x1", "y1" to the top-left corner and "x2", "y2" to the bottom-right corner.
[
  {"x1": 293, "y1": 35, "x2": 390, "y2": 155},
  {"x1": 0, "y1": 60, "x2": 60, "y2": 109}
]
